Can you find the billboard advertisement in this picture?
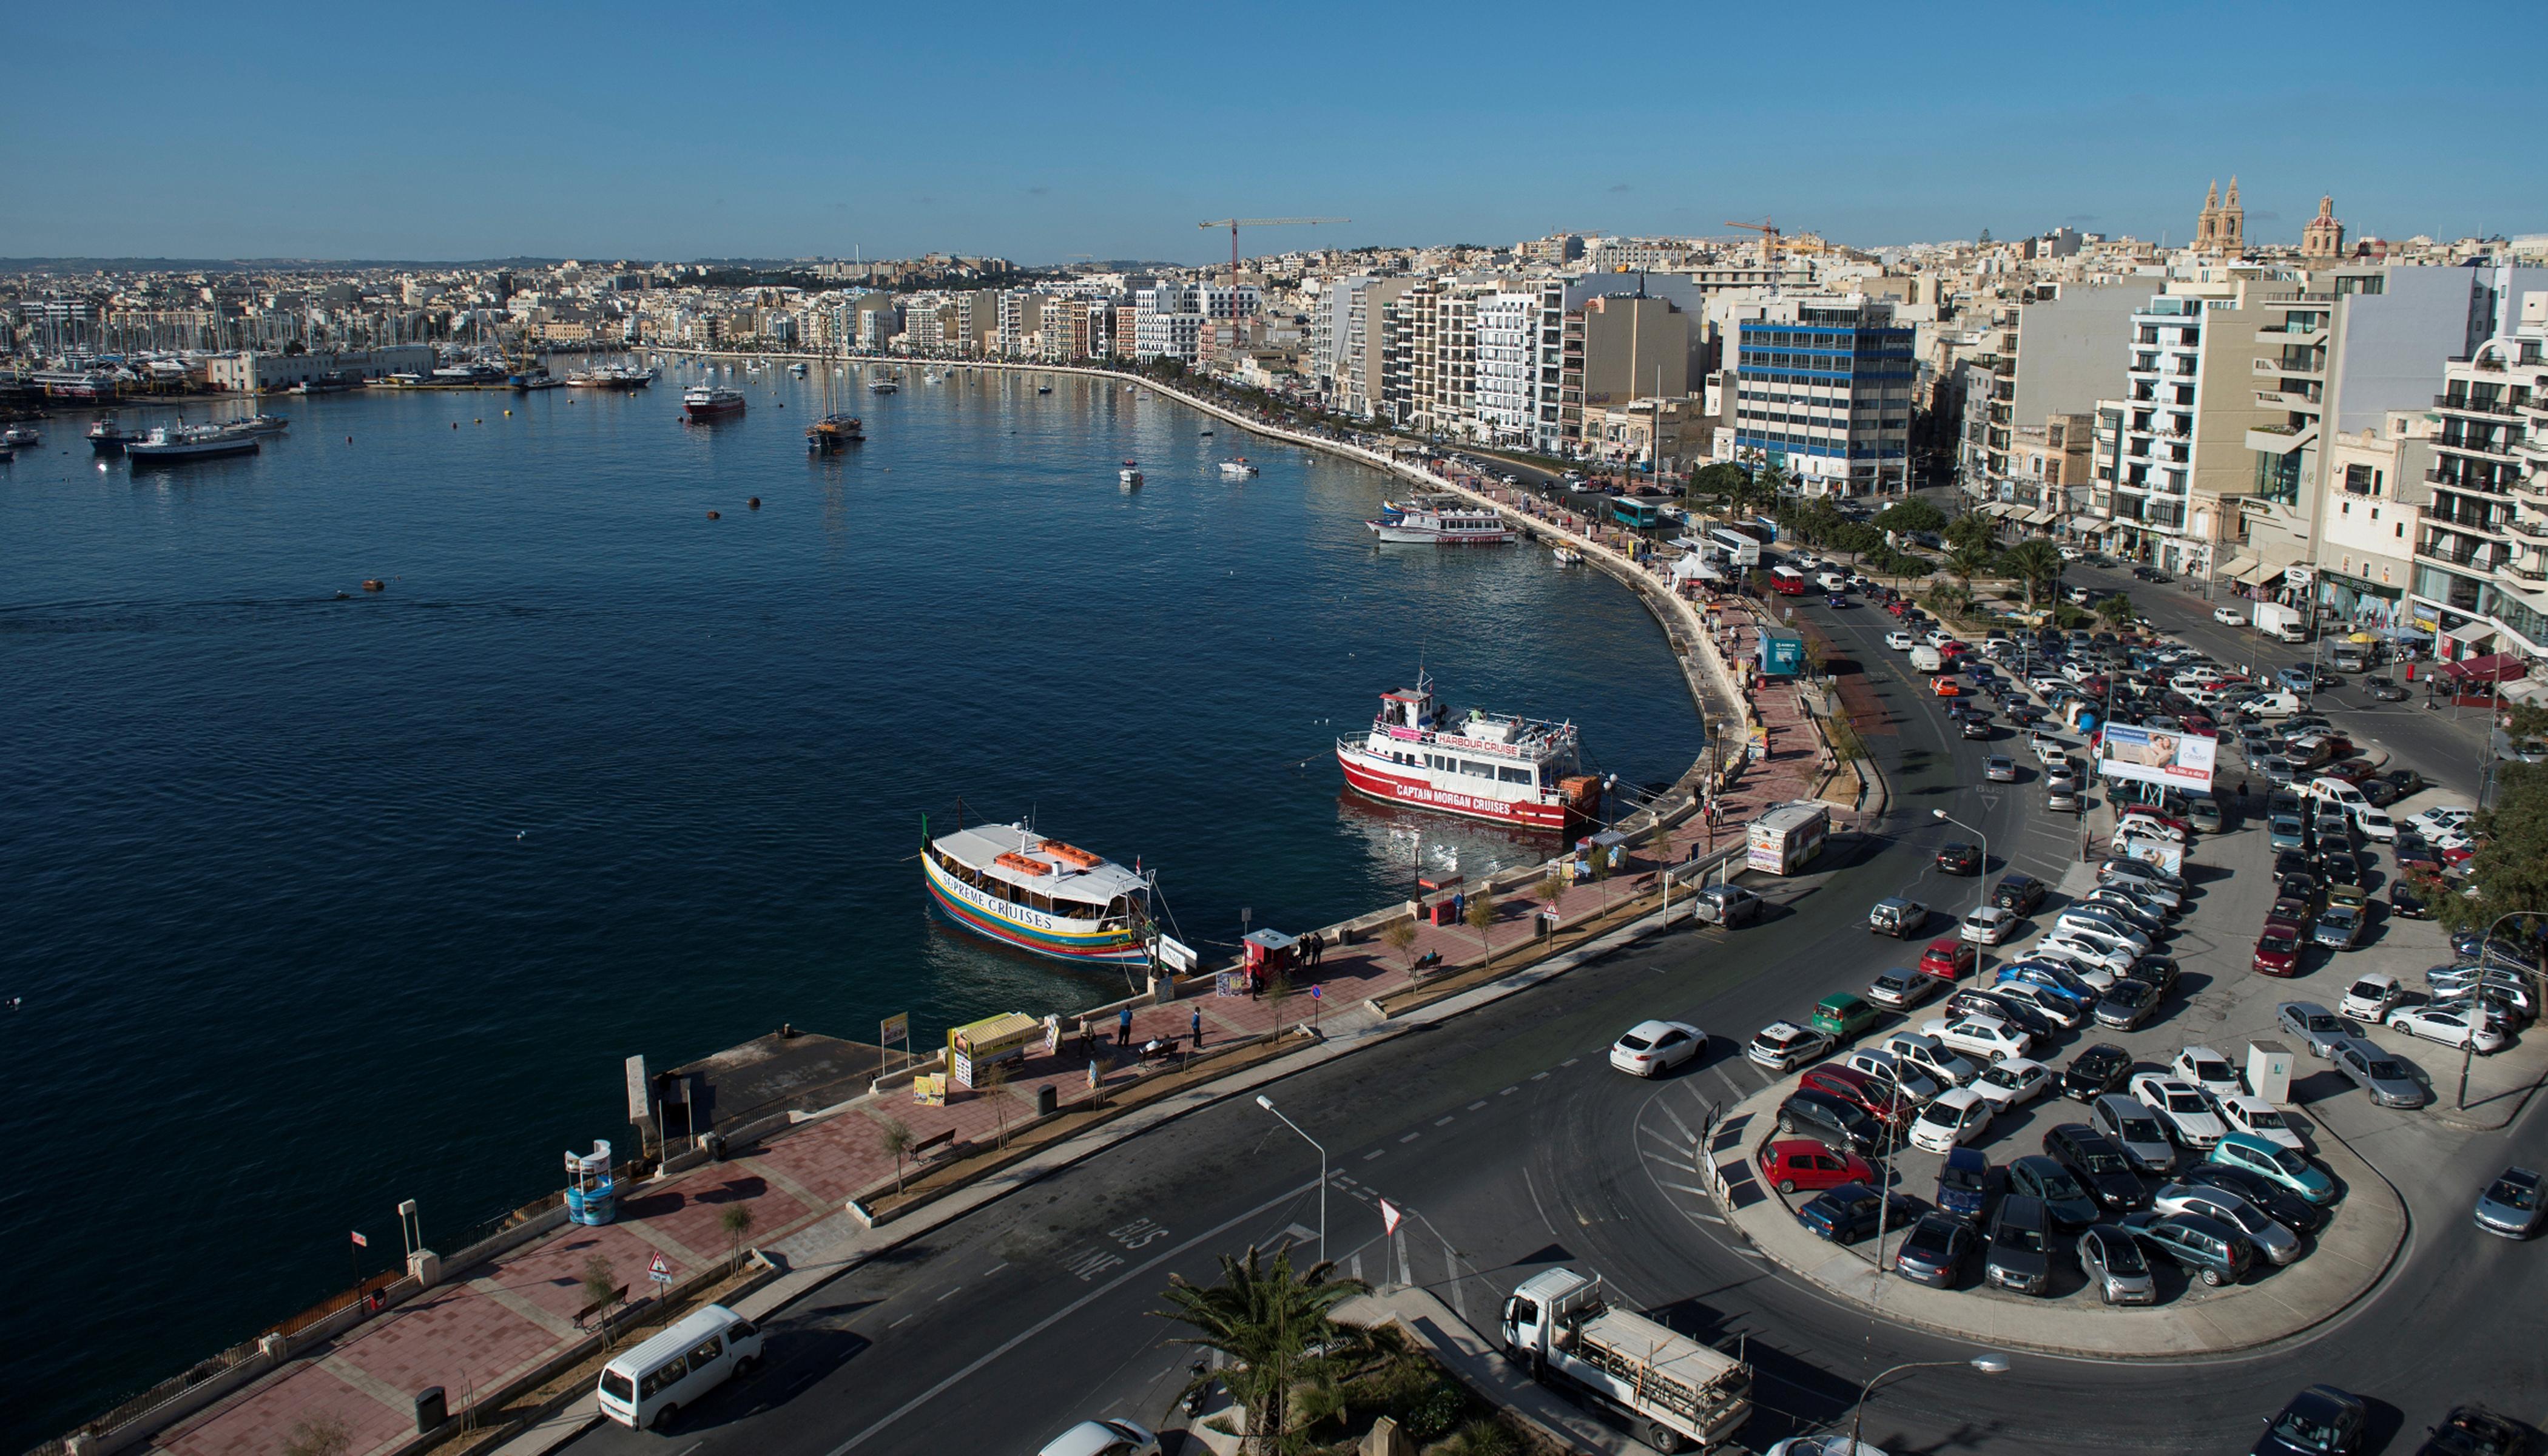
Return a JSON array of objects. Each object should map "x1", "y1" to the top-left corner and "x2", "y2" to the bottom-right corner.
[{"x1": 2096, "y1": 723, "x2": 2217, "y2": 791}]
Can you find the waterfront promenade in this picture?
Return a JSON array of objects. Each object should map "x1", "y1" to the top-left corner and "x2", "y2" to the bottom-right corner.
[{"x1": 83, "y1": 366, "x2": 1860, "y2": 1456}]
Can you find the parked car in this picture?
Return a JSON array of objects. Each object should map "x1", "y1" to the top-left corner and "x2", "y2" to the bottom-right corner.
[
  {"x1": 1798, "y1": 1065, "x2": 1916, "y2": 1129},
  {"x1": 2389, "y1": 1005, "x2": 2513, "y2": 1055},
  {"x1": 1909, "y1": 1085, "x2": 1994, "y2": 1153},
  {"x1": 1610, "y1": 1020, "x2": 1706, "y2": 1077},
  {"x1": 2215, "y1": 1094, "x2": 2305, "y2": 1151},
  {"x1": 2274, "y1": 1002, "x2": 2350, "y2": 1059},
  {"x1": 1747, "y1": 1020, "x2": 1835, "y2": 1073},
  {"x1": 2339, "y1": 974, "x2": 2403, "y2": 1022},
  {"x1": 1923, "y1": 1013, "x2": 2032, "y2": 1063},
  {"x1": 1866, "y1": 969, "x2": 1941, "y2": 1011},
  {"x1": 1969, "y1": 1056, "x2": 2052, "y2": 1112},
  {"x1": 1690, "y1": 885, "x2": 1765, "y2": 926},
  {"x1": 2122, "y1": 1209, "x2": 2254, "y2": 1288},
  {"x1": 2063, "y1": 1043, "x2": 2135, "y2": 1102},
  {"x1": 2179, "y1": 1164, "x2": 2324, "y2": 1236},
  {"x1": 2169, "y1": 1046, "x2": 2243, "y2": 1101},
  {"x1": 2473, "y1": 1167, "x2": 2545, "y2": 1240},
  {"x1": 1936, "y1": 1146, "x2": 1990, "y2": 1220},
  {"x1": 2154, "y1": 1183, "x2": 2302, "y2": 1265},
  {"x1": 1812, "y1": 993, "x2": 1881, "y2": 1039},
  {"x1": 1983, "y1": 1195, "x2": 2054, "y2": 1295},
  {"x1": 2006, "y1": 1153, "x2": 2100, "y2": 1231},
  {"x1": 1756, "y1": 1138, "x2": 1875, "y2": 1195},
  {"x1": 1961, "y1": 905, "x2": 2019, "y2": 946},
  {"x1": 2092, "y1": 1092, "x2": 2179, "y2": 1174},
  {"x1": 2044, "y1": 1122, "x2": 2149, "y2": 1212},
  {"x1": 1985, "y1": 982, "x2": 2088, "y2": 1031},
  {"x1": 2078, "y1": 1222, "x2": 2157, "y2": 1304},
  {"x1": 2132, "y1": 1073, "x2": 2228, "y2": 1149},
  {"x1": 1843, "y1": 1048, "x2": 1942, "y2": 1106},
  {"x1": 2253, "y1": 928, "x2": 2304, "y2": 977},
  {"x1": 2250, "y1": 1384, "x2": 2366, "y2": 1456},
  {"x1": 2413, "y1": 1405, "x2": 2533, "y2": 1456},
  {"x1": 1892, "y1": 1210, "x2": 1978, "y2": 1288},
  {"x1": 1777, "y1": 1089, "x2": 1889, "y2": 1157},
  {"x1": 2095, "y1": 977, "x2": 2163, "y2": 1030},
  {"x1": 2209, "y1": 1132, "x2": 2341, "y2": 1205},
  {"x1": 1918, "y1": 937, "x2": 1981, "y2": 982},
  {"x1": 1880, "y1": 1030, "x2": 1978, "y2": 1088},
  {"x1": 2329, "y1": 1035, "x2": 2430, "y2": 1110},
  {"x1": 1796, "y1": 1181, "x2": 1915, "y2": 1243}
]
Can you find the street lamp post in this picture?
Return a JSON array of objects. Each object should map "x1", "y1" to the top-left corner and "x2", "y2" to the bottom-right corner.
[
  {"x1": 1932, "y1": 808, "x2": 1992, "y2": 917},
  {"x1": 1850, "y1": 1355, "x2": 2009, "y2": 1452},
  {"x1": 1254, "y1": 1094, "x2": 1326, "y2": 1262}
]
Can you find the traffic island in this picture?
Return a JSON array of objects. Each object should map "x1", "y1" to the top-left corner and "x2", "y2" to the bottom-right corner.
[{"x1": 1701, "y1": 1068, "x2": 2408, "y2": 1359}]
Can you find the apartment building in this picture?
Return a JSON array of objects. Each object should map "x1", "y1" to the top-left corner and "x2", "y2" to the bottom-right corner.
[
  {"x1": 996, "y1": 291, "x2": 1044, "y2": 358},
  {"x1": 1714, "y1": 295, "x2": 1914, "y2": 496},
  {"x1": 1473, "y1": 289, "x2": 1544, "y2": 447},
  {"x1": 1407, "y1": 280, "x2": 1481, "y2": 439},
  {"x1": 2410, "y1": 292, "x2": 2548, "y2": 658},
  {"x1": 2316, "y1": 413, "x2": 2435, "y2": 615},
  {"x1": 1317, "y1": 276, "x2": 1415, "y2": 419},
  {"x1": 1956, "y1": 281, "x2": 2139, "y2": 522},
  {"x1": 2087, "y1": 279, "x2": 2274, "y2": 576}
]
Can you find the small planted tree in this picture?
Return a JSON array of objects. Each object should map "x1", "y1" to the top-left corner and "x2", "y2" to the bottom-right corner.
[
  {"x1": 1383, "y1": 918, "x2": 1421, "y2": 974},
  {"x1": 1264, "y1": 971, "x2": 1293, "y2": 1037},
  {"x1": 978, "y1": 1057, "x2": 1018, "y2": 1147},
  {"x1": 1463, "y1": 891, "x2": 1498, "y2": 970},
  {"x1": 580, "y1": 1253, "x2": 623, "y2": 1345},
  {"x1": 720, "y1": 1201, "x2": 757, "y2": 1274},
  {"x1": 878, "y1": 1116, "x2": 915, "y2": 1194},
  {"x1": 1531, "y1": 874, "x2": 1566, "y2": 940}
]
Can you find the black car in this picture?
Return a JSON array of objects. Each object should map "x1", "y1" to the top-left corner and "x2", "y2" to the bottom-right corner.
[
  {"x1": 2094, "y1": 977, "x2": 2162, "y2": 1030},
  {"x1": 2321, "y1": 852, "x2": 2364, "y2": 890},
  {"x1": 1778, "y1": 1088, "x2": 1887, "y2": 1157},
  {"x1": 2274, "y1": 849, "x2": 2317, "y2": 881},
  {"x1": 2361, "y1": 778, "x2": 2404, "y2": 809},
  {"x1": 1960, "y1": 717, "x2": 1993, "y2": 741},
  {"x1": 2179, "y1": 1164, "x2": 2324, "y2": 1235},
  {"x1": 1994, "y1": 873, "x2": 2048, "y2": 915},
  {"x1": 2121, "y1": 954, "x2": 2182, "y2": 994},
  {"x1": 1953, "y1": 988, "x2": 2058, "y2": 1041},
  {"x1": 2382, "y1": 767, "x2": 2429, "y2": 798},
  {"x1": 1984, "y1": 1195, "x2": 2053, "y2": 1295},
  {"x1": 1937, "y1": 841, "x2": 1983, "y2": 875},
  {"x1": 2366, "y1": 676, "x2": 2410, "y2": 703},
  {"x1": 2063, "y1": 1042, "x2": 2134, "y2": 1100},
  {"x1": 1796, "y1": 1181, "x2": 1915, "y2": 1244},
  {"x1": 2391, "y1": 878, "x2": 2432, "y2": 920},
  {"x1": 2416, "y1": 1404, "x2": 2536, "y2": 1456},
  {"x1": 2006, "y1": 1154, "x2": 2100, "y2": 1231},
  {"x1": 2043, "y1": 1123, "x2": 2149, "y2": 1212},
  {"x1": 2253, "y1": 1383, "x2": 2367, "y2": 1456},
  {"x1": 1892, "y1": 1210, "x2": 1977, "y2": 1288}
]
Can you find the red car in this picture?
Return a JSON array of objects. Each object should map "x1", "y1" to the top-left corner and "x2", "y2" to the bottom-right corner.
[
  {"x1": 2324, "y1": 759, "x2": 2379, "y2": 785},
  {"x1": 1756, "y1": 1138, "x2": 1877, "y2": 1195},
  {"x1": 1797, "y1": 1065, "x2": 1916, "y2": 1127},
  {"x1": 1933, "y1": 677, "x2": 1964, "y2": 698},
  {"x1": 1887, "y1": 601, "x2": 1912, "y2": 617},
  {"x1": 2253, "y1": 929, "x2": 2302, "y2": 976},
  {"x1": 2441, "y1": 843, "x2": 2478, "y2": 868},
  {"x1": 1918, "y1": 937, "x2": 1978, "y2": 982}
]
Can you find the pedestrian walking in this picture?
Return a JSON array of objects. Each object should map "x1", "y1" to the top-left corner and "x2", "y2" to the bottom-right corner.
[
  {"x1": 1190, "y1": 1007, "x2": 1204, "y2": 1050},
  {"x1": 1117, "y1": 1005, "x2": 1133, "y2": 1047}
]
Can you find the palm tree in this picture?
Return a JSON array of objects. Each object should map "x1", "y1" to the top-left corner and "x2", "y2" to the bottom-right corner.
[
  {"x1": 2095, "y1": 593, "x2": 2138, "y2": 632},
  {"x1": 2001, "y1": 539, "x2": 2064, "y2": 610},
  {"x1": 1156, "y1": 1247, "x2": 1368, "y2": 1453}
]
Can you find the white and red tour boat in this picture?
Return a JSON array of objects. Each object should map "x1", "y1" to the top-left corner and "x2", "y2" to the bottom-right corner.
[
  {"x1": 1366, "y1": 494, "x2": 1514, "y2": 545},
  {"x1": 1336, "y1": 672, "x2": 1599, "y2": 831},
  {"x1": 682, "y1": 382, "x2": 747, "y2": 419}
]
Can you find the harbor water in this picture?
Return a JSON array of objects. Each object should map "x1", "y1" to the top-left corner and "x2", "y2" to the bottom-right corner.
[{"x1": 0, "y1": 363, "x2": 1701, "y2": 1441}]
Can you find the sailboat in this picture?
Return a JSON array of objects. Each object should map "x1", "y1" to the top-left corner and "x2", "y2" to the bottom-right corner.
[{"x1": 807, "y1": 331, "x2": 863, "y2": 451}]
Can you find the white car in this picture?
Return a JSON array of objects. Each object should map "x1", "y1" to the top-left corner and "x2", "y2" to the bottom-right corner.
[
  {"x1": 2388, "y1": 1005, "x2": 2512, "y2": 1055},
  {"x1": 1867, "y1": 969, "x2": 1942, "y2": 1011},
  {"x1": 1884, "y1": 630, "x2": 1916, "y2": 651},
  {"x1": 1961, "y1": 906, "x2": 2018, "y2": 946},
  {"x1": 2169, "y1": 1046, "x2": 2243, "y2": 1102},
  {"x1": 2029, "y1": 674, "x2": 2069, "y2": 698},
  {"x1": 1611, "y1": 1019, "x2": 1706, "y2": 1077},
  {"x1": 2213, "y1": 606, "x2": 2244, "y2": 626},
  {"x1": 1908, "y1": 1085, "x2": 1994, "y2": 1153},
  {"x1": 1844, "y1": 1047, "x2": 1943, "y2": 1105},
  {"x1": 2408, "y1": 805, "x2": 2476, "y2": 836},
  {"x1": 1039, "y1": 1420, "x2": 1162, "y2": 1456},
  {"x1": 1879, "y1": 1031, "x2": 1978, "y2": 1088},
  {"x1": 2130, "y1": 1073, "x2": 2227, "y2": 1149},
  {"x1": 2111, "y1": 814, "x2": 2188, "y2": 845},
  {"x1": 2062, "y1": 662, "x2": 2098, "y2": 684},
  {"x1": 2027, "y1": 942, "x2": 2123, "y2": 988},
  {"x1": 1969, "y1": 1056, "x2": 2051, "y2": 1111},
  {"x1": 2049, "y1": 917, "x2": 2151, "y2": 957},
  {"x1": 1745, "y1": 1020, "x2": 1833, "y2": 1073},
  {"x1": 1921, "y1": 1014, "x2": 2033, "y2": 1063},
  {"x1": 2214, "y1": 1094, "x2": 2304, "y2": 1151},
  {"x1": 2341, "y1": 972, "x2": 2403, "y2": 1022},
  {"x1": 2058, "y1": 545, "x2": 2083, "y2": 562},
  {"x1": 1926, "y1": 629, "x2": 1958, "y2": 648},
  {"x1": 2030, "y1": 732, "x2": 2068, "y2": 763}
]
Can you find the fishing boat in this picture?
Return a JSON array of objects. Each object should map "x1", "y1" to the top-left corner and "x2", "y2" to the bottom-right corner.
[
  {"x1": 235, "y1": 413, "x2": 290, "y2": 436},
  {"x1": 923, "y1": 821, "x2": 1156, "y2": 965},
  {"x1": 1335, "y1": 671, "x2": 1599, "y2": 831},
  {"x1": 1217, "y1": 459, "x2": 1259, "y2": 479},
  {"x1": 683, "y1": 383, "x2": 747, "y2": 419},
  {"x1": 787, "y1": 362, "x2": 807, "y2": 377},
  {"x1": 1366, "y1": 494, "x2": 1515, "y2": 545},
  {"x1": 127, "y1": 422, "x2": 260, "y2": 463},
  {"x1": 868, "y1": 379, "x2": 899, "y2": 394},
  {"x1": 88, "y1": 416, "x2": 136, "y2": 453},
  {"x1": 1119, "y1": 461, "x2": 1144, "y2": 487},
  {"x1": 1551, "y1": 547, "x2": 1582, "y2": 565},
  {"x1": 1, "y1": 424, "x2": 40, "y2": 448}
]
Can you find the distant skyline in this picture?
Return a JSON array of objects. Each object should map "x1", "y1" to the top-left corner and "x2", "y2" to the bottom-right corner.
[{"x1": 6, "y1": 1, "x2": 2541, "y2": 266}]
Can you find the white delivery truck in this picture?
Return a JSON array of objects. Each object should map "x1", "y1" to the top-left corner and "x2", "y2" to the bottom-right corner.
[
  {"x1": 1502, "y1": 1268, "x2": 1753, "y2": 1453},
  {"x1": 1746, "y1": 801, "x2": 1831, "y2": 875},
  {"x1": 2253, "y1": 602, "x2": 2308, "y2": 644}
]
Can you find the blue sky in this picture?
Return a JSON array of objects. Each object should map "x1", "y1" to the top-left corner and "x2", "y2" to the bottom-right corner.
[{"x1": 4, "y1": 1, "x2": 2537, "y2": 265}]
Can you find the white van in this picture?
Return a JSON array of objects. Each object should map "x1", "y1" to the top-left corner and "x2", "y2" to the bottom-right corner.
[
  {"x1": 2305, "y1": 776, "x2": 2396, "y2": 841},
  {"x1": 598, "y1": 1304, "x2": 764, "y2": 1431},
  {"x1": 1816, "y1": 571, "x2": 1849, "y2": 593},
  {"x1": 1909, "y1": 645, "x2": 1943, "y2": 673}
]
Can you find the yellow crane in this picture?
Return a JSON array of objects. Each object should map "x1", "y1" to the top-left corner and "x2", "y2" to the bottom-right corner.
[
  {"x1": 1724, "y1": 217, "x2": 1788, "y2": 293},
  {"x1": 1196, "y1": 215, "x2": 1348, "y2": 351}
]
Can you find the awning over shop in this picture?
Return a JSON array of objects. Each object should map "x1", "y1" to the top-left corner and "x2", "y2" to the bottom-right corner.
[
  {"x1": 2445, "y1": 619, "x2": 2496, "y2": 648},
  {"x1": 2233, "y1": 561, "x2": 2279, "y2": 586},
  {"x1": 2442, "y1": 651, "x2": 2527, "y2": 684},
  {"x1": 2217, "y1": 554, "x2": 2260, "y2": 580},
  {"x1": 2022, "y1": 508, "x2": 2058, "y2": 525},
  {"x1": 2501, "y1": 676, "x2": 2548, "y2": 706}
]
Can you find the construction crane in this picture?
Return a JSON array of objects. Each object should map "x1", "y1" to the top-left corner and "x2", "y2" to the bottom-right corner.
[
  {"x1": 1196, "y1": 215, "x2": 1348, "y2": 352},
  {"x1": 1724, "y1": 216, "x2": 1786, "y2": 293}
]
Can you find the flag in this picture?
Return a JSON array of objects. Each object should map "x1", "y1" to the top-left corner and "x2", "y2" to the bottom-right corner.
[{"x1": 350, "y1": 1230, "x2": 368, "y2": 1247}]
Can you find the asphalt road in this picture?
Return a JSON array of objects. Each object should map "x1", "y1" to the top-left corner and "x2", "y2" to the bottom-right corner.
[{"x1": 557, "y1": 589, "x2": 2546, "y2": 1456}]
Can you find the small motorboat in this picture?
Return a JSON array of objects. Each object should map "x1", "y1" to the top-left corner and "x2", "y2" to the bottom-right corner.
[{"x1": 1119, "y1": 461, "x2": 1144, "y2": 487}]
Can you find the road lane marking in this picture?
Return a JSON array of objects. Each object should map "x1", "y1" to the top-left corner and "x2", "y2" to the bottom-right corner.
[
  {"x1": 1399, "y1": 1132, "x2": 1421, "y2": 1143},
  {"x1": 1561, "y1": 1057, "x2": 1580, "y2": 1067},
  {"x1": 1435, "y1": 1116, "x2": 1454, "y2": 1127},
  {"x1": 1531, "y1": 1071, "x2": 1550, "y2": 1080},
  {"x1": 935, "y1": 1286, "x2": 962, "y2": 1301},
  {"x1": 823, "y1": 1179, "x2": 1335, "y2": 1455},
  {"x1": 888, "y1": 1313, "x2": 915, "y2": 1329},
  {"x1": 1656, "y1": 1100, "x2": 1696, "y2": 1144},
  {"x1": 1363, "y1": 1150, "x2": 1384, "y2": 1161},
  {"x1": 1467, "y1": 1100, "x2": 1487, "y2": 1111},
  {"x1": 1657, "y1": 1181, "x2": 1716, "y2": 1198},
  {"x1": 1500, "y1": 1085, "x2": 1518, "y2": 1095},
  {"x1": 982, "y1": 1261, "x2": 1008, "y2": 1277}
]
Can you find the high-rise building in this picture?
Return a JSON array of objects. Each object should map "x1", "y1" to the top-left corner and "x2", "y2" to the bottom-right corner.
[
  {"x1": 1474, "y1": 289, "x2": 1545, "y2": 448},
  {"x1": 1714, "y1": 295, "x2": 1913, "y2": 496},
  {"x1": 1957, "y1": 282, "x2": 2140, "y2": 521},
  {"x1": 2410, "y1": 290, "x2": 2548, "y2": 658}
]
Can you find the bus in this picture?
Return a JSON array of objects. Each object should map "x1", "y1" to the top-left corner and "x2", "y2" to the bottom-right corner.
[
  {"x1": 1708, "y1": 527, "x2": 1762, "y2": 567},
  {"x1": 1611, "y1": 497, "x2": 1664, "y2": 529},
  {"x1": 1768, "y1": 565, "x2": 1808, "y2": 596},
  {"x1": 1747, "y1": 801, "x2": 1830, "y2": 875}
]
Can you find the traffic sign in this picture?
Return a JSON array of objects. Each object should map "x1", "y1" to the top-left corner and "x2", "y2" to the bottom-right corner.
[
  {"x1": 649, "y1": 1252, "x2": 672, "y2": 1285},
  {"x1": 1380, "y1": 1199, "x2": 1403, "y2": 1236}
]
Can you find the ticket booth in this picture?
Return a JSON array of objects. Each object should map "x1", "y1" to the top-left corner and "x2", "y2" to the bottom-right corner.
[
  {"x1": 564, "y1": 1141, "x2": 615, "y2": 1226},
  {"x1": 948, "y1": 1011, "x2": 1042, "y2": 1090},
  {"x1": 1419, "y1": 873, "x2": 1463, "y2": 926},
  {"x1": 2246, "y1": 1039, "x2": 2295, "y2": 1105},
  {"x1": 1244, "y1": 928, "x2": 1300, "y2": 977}
]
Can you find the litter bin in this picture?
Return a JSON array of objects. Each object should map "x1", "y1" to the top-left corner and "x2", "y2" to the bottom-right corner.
[
  {"x1": 703, "y1": 1131, "x2": 728, "y2": 1162},
  {"x1": 1035, "y1": 1084, "x2": 1058, "y2": 1116},
  {"x1": 415, "y1": 1387, "x2": 447, "y2": 1434}
]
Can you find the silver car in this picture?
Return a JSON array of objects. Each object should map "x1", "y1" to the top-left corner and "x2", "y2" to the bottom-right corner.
[
  {"x1": 2274, "y1": 1002, "x2": 2349, "y2": 1059},
  {"x1": 2091, "y1": 1093, "x2": 2178, "y2": 1175},
  {"x1": 2330, "y1": 1036, "x2": 2431, "y2": 1109},
  {"x1": 2154, "y1": 1184, "x2": 2302, "y2": 1265},
  {"x1": 2077, "y1": 1223, "x2": 2156, "y2": 1305}
]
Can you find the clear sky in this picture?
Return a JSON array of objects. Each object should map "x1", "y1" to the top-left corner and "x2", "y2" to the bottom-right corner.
[{"x1": 4, "y1": 0, "x2": 2538, "y2": 265}]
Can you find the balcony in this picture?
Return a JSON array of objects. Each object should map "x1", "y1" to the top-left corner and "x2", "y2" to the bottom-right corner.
[
  {"x1": 2510, "y1": 517, "x2": 2548, "y2": 541},
  {"x1": 2436, "y1": 393, "x2": 2518, "y2": 417},
  {"x1": 2246, "y1": 422, "x2": 2316, "y2": 455}
]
